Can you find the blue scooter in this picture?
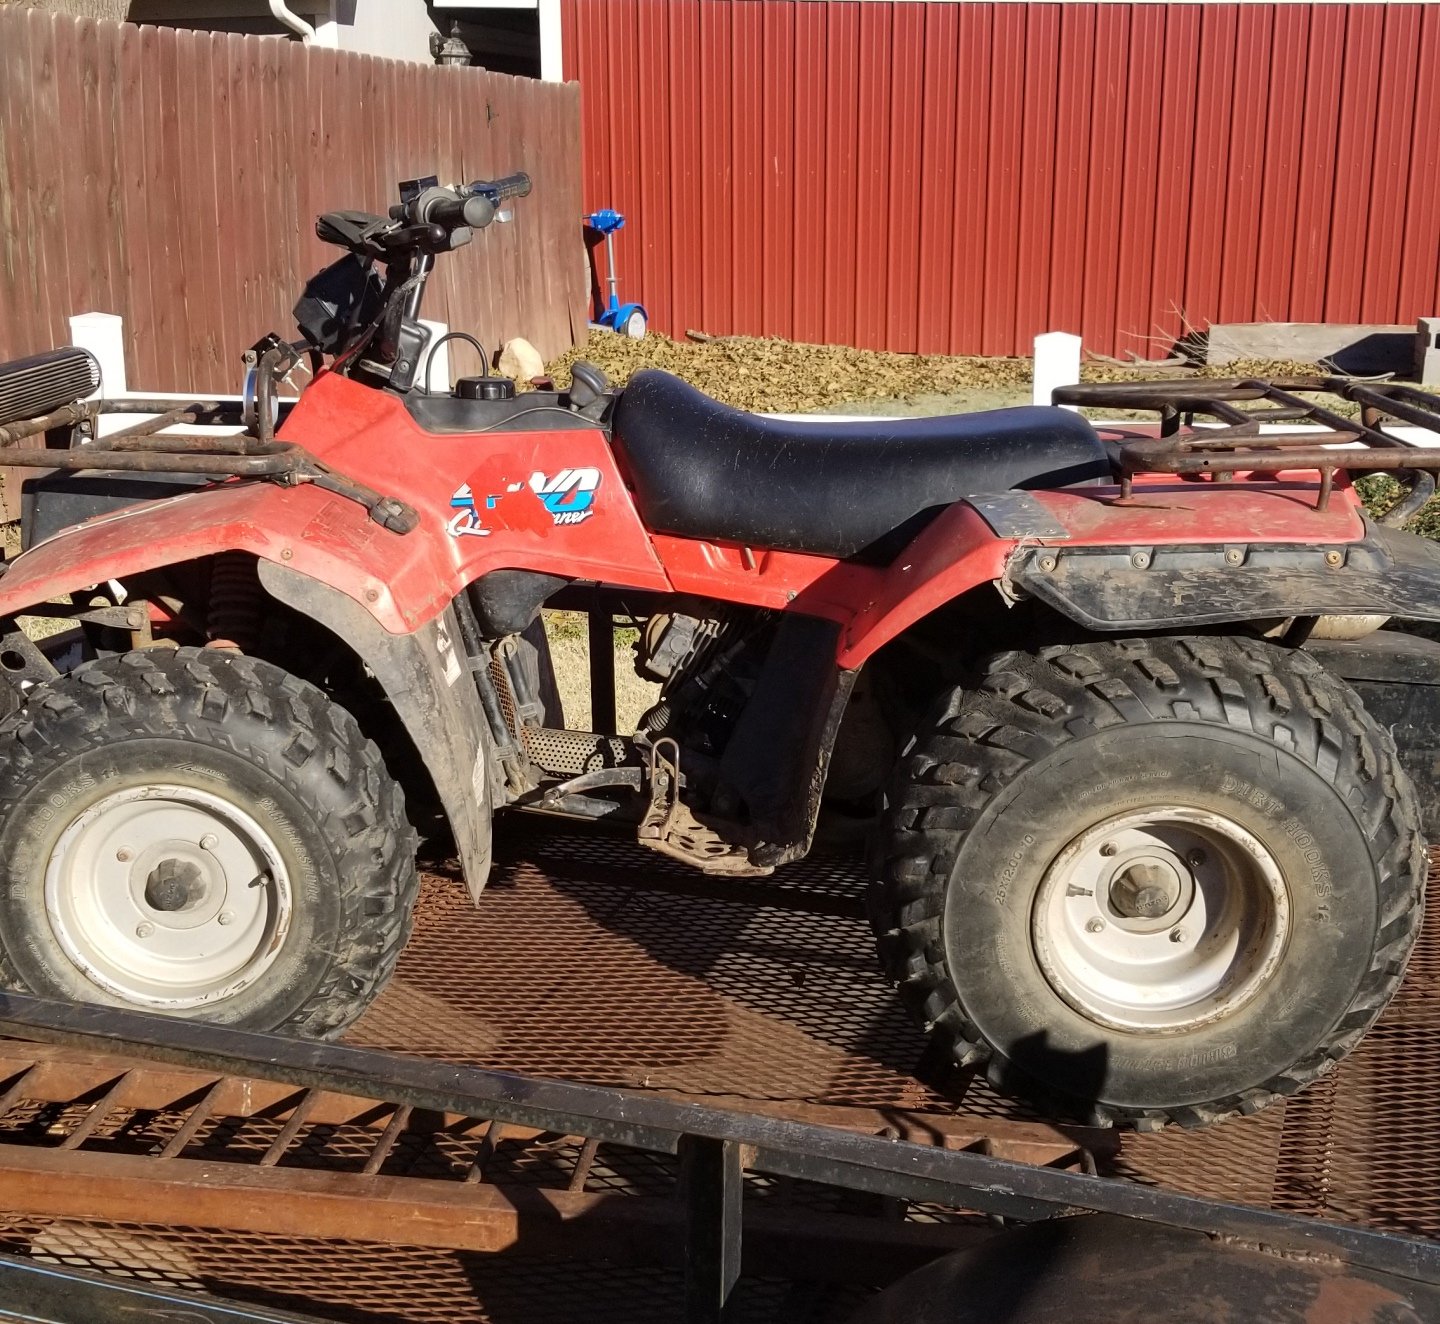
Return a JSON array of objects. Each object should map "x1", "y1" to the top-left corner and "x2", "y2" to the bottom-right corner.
[{"x1": 583, "y1": 209, "x2": 647, "y2": 339}]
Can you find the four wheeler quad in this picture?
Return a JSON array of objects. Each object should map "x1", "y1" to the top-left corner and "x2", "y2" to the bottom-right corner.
[{"x1": 2, "y1": 172, "x2": 1440, "y2": 1129}]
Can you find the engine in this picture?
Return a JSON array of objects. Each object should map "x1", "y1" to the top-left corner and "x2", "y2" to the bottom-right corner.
[{"x1": 632, "y1": 610, "x2": 770, "y2": 758}]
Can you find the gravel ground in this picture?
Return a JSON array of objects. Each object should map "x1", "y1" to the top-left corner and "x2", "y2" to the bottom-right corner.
[{"x1": 545, "y1": 330, "x2": 1320, "y2": 417}]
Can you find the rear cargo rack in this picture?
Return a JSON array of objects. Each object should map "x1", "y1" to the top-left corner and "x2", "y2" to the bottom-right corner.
[{"x1": 1054, "y1": 377, "x2": 1440, "y2": 517}]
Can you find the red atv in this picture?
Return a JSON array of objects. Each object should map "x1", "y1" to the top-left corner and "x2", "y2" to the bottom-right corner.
[{"x1": 2, "y1": 172, "x2": 1439, "y2": 1130}]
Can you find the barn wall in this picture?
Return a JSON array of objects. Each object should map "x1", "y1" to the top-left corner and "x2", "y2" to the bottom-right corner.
[{"x1": 562, "y1": 1, "x2": 1440, "y2": 357}]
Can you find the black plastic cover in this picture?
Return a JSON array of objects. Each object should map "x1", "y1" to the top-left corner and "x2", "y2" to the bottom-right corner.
[
  {"x1": 467, "y1": 571, "x2": 569, "y2": 637},
  {"x1": 293, "y1": 254, "x2": 383, "y2": 354},
  {"x1": 1308, "y1": 629, "x2": 1440, "y2": 838},
  {"x1": 405, "y1": 391, "x2": 595, "y2": 434},
  {"x1": 21, "y1": 470, "x2": 210, "y2": 550}
]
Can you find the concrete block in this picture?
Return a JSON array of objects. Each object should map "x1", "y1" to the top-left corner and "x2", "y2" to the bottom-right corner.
[
  {"x1": 1416, "y1": 317, "x2": 1440, "y2": 385},
  {"x1": 1207, "y1": 322, "x2": 1412, "y2": 376}
]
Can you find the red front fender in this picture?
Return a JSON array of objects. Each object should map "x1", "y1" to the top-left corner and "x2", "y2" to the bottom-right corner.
[{"x1": 0, "y1": 481, "x2": 456, "y2": 634}]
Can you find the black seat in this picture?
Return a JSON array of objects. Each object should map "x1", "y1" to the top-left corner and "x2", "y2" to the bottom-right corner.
[{"x1": 610, "y1": 370, "x2": 1112, "y2": 561}]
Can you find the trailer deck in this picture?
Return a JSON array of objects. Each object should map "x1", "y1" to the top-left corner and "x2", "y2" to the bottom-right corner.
[{"x1": 0, "y1": 819, "x2": 1432, "y2": 1321}]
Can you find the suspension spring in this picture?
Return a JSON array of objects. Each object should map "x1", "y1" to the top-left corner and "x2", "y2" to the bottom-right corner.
[{"x1": 206, "y1": 553, "x2": 264, "y2": 652}]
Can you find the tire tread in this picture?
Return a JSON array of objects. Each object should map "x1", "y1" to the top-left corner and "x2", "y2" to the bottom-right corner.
[
  {"x1": 0, "y1": 648, "x2": 420, "y2": 1039},
  {"x1": 871, "y1": 635, "x2": 1426, "y2": 1129}
]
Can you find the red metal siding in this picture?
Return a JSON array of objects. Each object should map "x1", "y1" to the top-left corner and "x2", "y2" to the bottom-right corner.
[{"x1": 564, "y1": 0, "x2": 1440, "y2": 358}]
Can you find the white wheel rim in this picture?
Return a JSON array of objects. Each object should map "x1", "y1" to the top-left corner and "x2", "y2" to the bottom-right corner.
[
  {"x1": 1031, "y1": 808, "x2": 1290, "y2": 1032},
  {"x1": 44, "y1": 785, "x2": 293, "y2": 1009},
  {"x1": 624, "y1": 311, "x2": 646, "y2": 339}
]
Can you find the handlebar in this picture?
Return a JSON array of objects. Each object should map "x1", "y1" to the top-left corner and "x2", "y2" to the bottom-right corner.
[
  {"x1": 476, "y1": 172, "x2": 533, "y2": 203},
  {"x1": 423, "y1": 193, "x2": 497, "y2": 231},
  {"x1": 406, "y1": 172, "x2": 533, "y2": 235}
]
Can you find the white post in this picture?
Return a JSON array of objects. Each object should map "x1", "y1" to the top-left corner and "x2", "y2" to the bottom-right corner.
[
  {"x1": 420, "y1": 318, "x2": 450, "y2": 392},
  {"x1": 539, "y1": 0, "x2": 563, "y2": 81},
  {"x1": 1033, "y1": 331, "x2": 1081, "y2": 410},
  {"x1": 68, "y1": 311, "x2": 127, "y2": 398}
]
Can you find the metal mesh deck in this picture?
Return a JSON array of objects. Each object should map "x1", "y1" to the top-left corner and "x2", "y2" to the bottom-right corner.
[
  {"x1": 0, "y1": 819, "x2": 1432, "y2": 1321},
  {"x1": 356, "y1": 820, "x2": 1440, "y2": 1241}
]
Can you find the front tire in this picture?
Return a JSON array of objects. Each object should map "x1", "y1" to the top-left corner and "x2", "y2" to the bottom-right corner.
[
  {"x1": 872, "y1": 636, "x2": 1426, "y2": 1128},
  {"x1": 0, "y1": 649, "x2": 420, "y2": 1037}
]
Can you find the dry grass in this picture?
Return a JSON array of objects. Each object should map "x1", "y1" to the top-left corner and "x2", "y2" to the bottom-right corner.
[
  {"x1": 542, "y1": 611, "x2": 658, "y2": 734},
  {"x1": 544, "y1": 330, "x2": 1321, "y2": 416}
]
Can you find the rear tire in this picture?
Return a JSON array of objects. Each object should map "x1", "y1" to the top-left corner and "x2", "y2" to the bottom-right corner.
[
  {"x1": 871, "y1": 636, "x2": 1426, "y2": 1128},
  {"x1": 0, "y1": 648, "x2": 419, "y2": 1037}
]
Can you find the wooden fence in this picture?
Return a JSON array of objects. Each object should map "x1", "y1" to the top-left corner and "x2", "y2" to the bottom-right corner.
[{"x1": 0, "y1": 7, "x2": 588, "y2": 398}]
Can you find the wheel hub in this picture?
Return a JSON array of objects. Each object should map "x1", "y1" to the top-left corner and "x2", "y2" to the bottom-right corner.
[
  {"x1": 1031, "y1": 808, "x2": 1290, "y2": 1032},
  {"x1": 44, "y1": 785, "x2": 292, "y2": 1009},
  {"x1": 143, "y1": 858, "x2": 209, "y2": 913},
  {"x1": 1108, "y1": 858, "x2": 1183, "y2": 921}
]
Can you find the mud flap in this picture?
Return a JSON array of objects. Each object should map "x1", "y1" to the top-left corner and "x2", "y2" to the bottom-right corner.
[{"x1": 259, "y1": 562, "x2": 493, "y2": 899}]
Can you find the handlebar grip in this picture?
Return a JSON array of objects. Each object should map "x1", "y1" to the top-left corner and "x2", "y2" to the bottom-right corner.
[
  {"x1": 426, "y1": 194, "x2": 496, "y2": 230},
  {"x1": 486, "y1": 172, "x2": 532, "y2": 202}
]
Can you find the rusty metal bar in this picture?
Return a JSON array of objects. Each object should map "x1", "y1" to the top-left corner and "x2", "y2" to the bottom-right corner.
[
  {"x1": 1059, "y1": 377, "x2": 1440, "y2": 520},
  {"x1": 111, "y1": 433, "x2": 273, "y2": 455},
  {"x1": 568, "y1": 1134, "x2": 601, "y2": 1193},
  {"x1": 100, "y1": 408, "x2": 196, "y2": 442},
  {"x1": 0, "y1": 444, "x2": 300, "y2": 477},
  {"x1": 157, "y1": 1078, "x2": 225, "y2": 1160},
  {"x1": 96, "y1": 397, "x2": 235, "y2": 420},
  {"x1": 56, "y1": 1070, "x2": 132, "y2": 1151},
  {"x1": 651, "y1": 1090, "x2": 1110, "y2": 1166},
  {"x1": 464, "y1": 1119, "x2": 508, "y2": 1183},
  {"x1": 0, "y1": 993, "x2": 1433, "y2": 1285},
  {"x1": 0, "y1": 401, "x2": 93, "y2": 448},
  {"x1": 0, "y1": 1141, "x2": 985, "y2": 1279},
  {"x1": 0, "y1": 1244, "x2": 326, "y2": 1323},
  {"x1": 1125, "y1": 447, "x2": 1440, "y2": 477},
  {"x1": 259, "y1": 1089, "x2": 320, "y2": 1167},
  {"x1": 0, "y1": 1065, "x2": 38, "y2": 1118},
  {"x1": 361, "y1": 1103, "x2": 412, "y2": 1177}
]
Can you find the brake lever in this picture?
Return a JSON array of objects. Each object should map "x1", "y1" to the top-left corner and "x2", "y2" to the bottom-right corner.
[{"x1": 377, "y1": 222, "x2": 447, "y2": 254}]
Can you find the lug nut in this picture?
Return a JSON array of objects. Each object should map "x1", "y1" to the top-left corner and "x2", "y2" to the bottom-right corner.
[
  {"x1": 217, "y1": 911, "x2": 235, "y2": 927},
  {"x1": 1187, "y1": 849, "x2": 1206, "y2": 868},
  {"x1": 135, "y1": 921, "x2": 154, "y2": 939},
  {"x1": 116, "y1": 847, "x2": 133, "y2": 863},
  {"x1": 199, "y1": 834, "x2": 219, "y2": 851},
  {"x1": 1169, "y1": 928, "x2": 1186, "y2": 943},
  {"x1": 1085, "y1": 917, "x2": 1106, "y2": 934},
  {"x1": 1099, "y1": 842, "x2": 1118, "y2": 857}
]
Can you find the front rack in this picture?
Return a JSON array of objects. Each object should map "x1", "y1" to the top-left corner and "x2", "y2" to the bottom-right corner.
[
  {"x1": 0, "y1": 345, "x2": 418, "y2": 534},
  {"x1": 1053, "y1": 377, "x2": 1440, "y2": 519}
]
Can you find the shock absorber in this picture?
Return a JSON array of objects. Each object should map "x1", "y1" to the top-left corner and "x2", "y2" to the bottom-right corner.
[{"x1": 206, "y1": 552, "x2": 264, "y2": 652}]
